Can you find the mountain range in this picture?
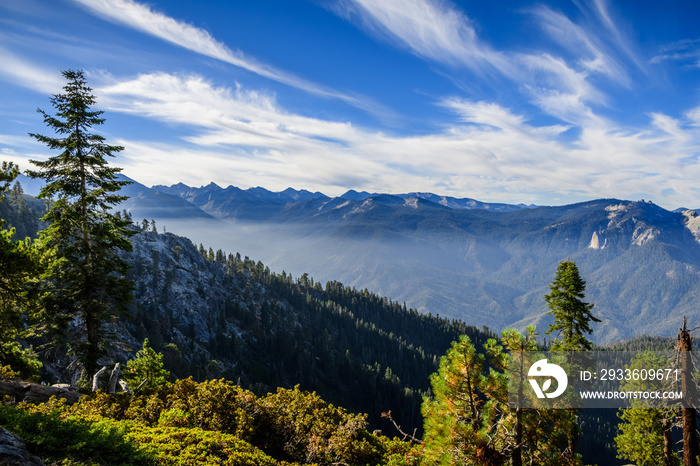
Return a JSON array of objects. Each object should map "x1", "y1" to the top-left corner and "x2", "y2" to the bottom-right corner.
[
  {"x1": 14, "y1": 174, "x2": 700, "y2": 344},
  {"x1": 5, "y1": 175, "x2": 675, "y2": 464}
]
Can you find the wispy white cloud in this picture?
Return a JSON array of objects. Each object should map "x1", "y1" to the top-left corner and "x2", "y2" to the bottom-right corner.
[
  {"x1": 687, "y1": 107, "x2": 700, "y2": 127},
  {"x1": 441, "y1": 99, "x2": 526, "y2": 130},
  {"x1": 93, "y1": 71, "x2": 700, "y2": 208},
  {"x1": 651, "y1": 38, "x2": 700, "y2": 68},
  {"x1": 0, "y1": 46, "x2": 64, "y2": 94},
  {"x1": 531, "y1": 5, "x2": 630, "y2": 87},
  {"x1": 650, "y1": 112, "x2": 692, "y2": 144},
  {"x1": 99, "y1": 73, "x2": 360, "y2": 150},
  {"x1": 334, "y1": 0, "x2": 511, "y2": 74},
  {"x1": 517, "y1": 53, "x2": 605, "y2": 127},
  {"x1": 70, "y1": 0, "x2": 386, "y2": 114},
  {"x1": 585, "y1": 0, "x2": 645, "y2": 72},
  {"x1": 333, "y1": 0, "x2": 638, "y2": 127},
  {"x1": 509, "y1": 3, "x2": 649, "y2": 126},
  {"x1": 0, "y1": 134, "x2": 40, "y2": 148},
  {"x1": 96, "y1": 72, "x2": 385, "y2": 191}
]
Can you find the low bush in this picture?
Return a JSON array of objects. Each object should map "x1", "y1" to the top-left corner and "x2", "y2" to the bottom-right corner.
[
  {"x1": 125, "y1": 425, "x2": 279, "y2": 466},
  {"x1": 0, "y1": 403, "x2": 152, "y2": 465},
  {"x1": 68, "y1": 378, "x2": 261, "y2": 441},
  {"x1": 258, "y1": 386, "x2": 383, "y2": 464},
  {"x1": 1, "y1": 378, "x2": 419, "y2": 465}
]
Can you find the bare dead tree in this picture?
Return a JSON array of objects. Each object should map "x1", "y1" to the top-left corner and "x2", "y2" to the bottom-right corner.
[
  {"x1": 381, "y1": 411, "x2": 423, "y2": 444},
  {"x1": 677, "y1": 317, "x2": 699, "y2": 466},
  {"x1": 91, "y1": 366, "x2": 108, "y2": 392},
  {"x1": 108, "y1": 363, "x2": 121, "y2": 394}
]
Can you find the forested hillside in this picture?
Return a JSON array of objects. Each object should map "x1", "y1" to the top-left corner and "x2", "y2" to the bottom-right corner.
[
  {"x1": 2, "y1": 188, "x2": 492, "y2": 434},
  {"x1": 120, "y1": 225, "x2": 494, "y2": 433}
]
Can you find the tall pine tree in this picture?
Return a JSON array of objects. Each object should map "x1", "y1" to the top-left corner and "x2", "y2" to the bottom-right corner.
[
  {"x1": 27, "y1": 69, "x2": 134, "y2": 377},
  {"x1": 421, "y1": 329, "x2": 578, "y2": 465},
  {"x1": 544, "y1": 259, "x2": 599, "y2": 460},
  {"x1": 545, "y1": 260, "x2": 599, "y2": 351},
  {"x1": 421, "y1": 334, "x2": 506, "y2": 465}
]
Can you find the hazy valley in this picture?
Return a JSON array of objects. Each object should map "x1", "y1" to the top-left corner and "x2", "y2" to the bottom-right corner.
[{"x1": 97, "y1": 174, "x2": 700, "y2": 344}]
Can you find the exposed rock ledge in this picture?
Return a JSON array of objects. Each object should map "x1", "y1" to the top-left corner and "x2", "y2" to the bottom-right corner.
[
  {"x1": 588, "y1": 231, "x2": 607, "y2": 249},
  {"x1": 0, "y1": 427, "x2": 44, "y2": 465},
  {"x1": 682, "y1": 210, "x2": 700, "y2": 244}
]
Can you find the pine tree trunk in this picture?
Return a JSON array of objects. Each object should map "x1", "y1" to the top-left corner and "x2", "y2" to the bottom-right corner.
[
  {"x1": 513, "y1": 408, "x2": 523, "y2": 466},
  {"x1": 679, "y1": 318, "x2": 699, "y2": 466},
  {"x1": 77, "y1": 141, "x2": 99, "y2": 375},
  {"x1": 86, "y1": 309, "x2": 100, "y2": 375},
  {"x1": 663, "y1": 417, "x2": 676, "y2": 466}
]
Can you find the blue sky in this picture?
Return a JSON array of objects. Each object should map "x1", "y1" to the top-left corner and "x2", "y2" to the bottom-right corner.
[{"x1": 1, "y1": 0, "x2": 700, "y2": 208}]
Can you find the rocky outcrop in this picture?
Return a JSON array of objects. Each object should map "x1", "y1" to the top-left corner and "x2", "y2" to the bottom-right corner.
[
  {"x1": 0, "y1": 380, "x2": 81, "y2": 405},
  {"x1": 682, "y1": 209, "x2": 700, "y2": 245},
  {"x1": 0, "y1": 428, "x2": 43, "y2": 465},
  {"x1": 588, "y1": 231, "x2": 607, "y2": 249}
]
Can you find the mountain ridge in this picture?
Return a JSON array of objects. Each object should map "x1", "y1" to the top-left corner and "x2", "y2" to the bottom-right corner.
[
  {"x1": 151, "y1": 182, "x2": 539, "y2": 214},
  {"x1": 120, "y1": 180, "x2": 700, "y2": 344},
  {"x1": 10, "y1": 174, "x2": 700, "y2": 344}
]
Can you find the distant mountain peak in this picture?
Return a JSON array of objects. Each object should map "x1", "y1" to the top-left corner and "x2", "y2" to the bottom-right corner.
[
  {"x1": 340, "y1": 189, "x2": 373, "y2": 201},
  {"x1": 281, "y1": 187, "x2": 328, "y2": 202}
]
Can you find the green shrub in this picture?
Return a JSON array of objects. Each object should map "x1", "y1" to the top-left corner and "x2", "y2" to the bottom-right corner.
[
  {"x1": 0, "y1": 402, "x2": 285, "y2": 465},
  {"x1": 166, "y1": 378, "x2": 260, "y2": 440},
  {"x1": 61, "y1": 378, "x2": 415, "y2": 465},
  {"x1": 68, "y1": 391, "x2": 132, "y2": 422},
  {"x1": 157, "y1": 408, "x2": 191, "y2": 427},
  {"x1": 67, "y1": 378, "x2": 261, "y2": 440},
  {"x1": 0, "y1": 404, "x2": 152, "y2": 465},
  {"x1": 376, "y1": 436, "x2": 423, "y2": 466},
  {"x1": 125, "y1": 425, "x2": 279, "y2": 466},
  {"x1": 258, "y1": 386, "x2": 383, "y2": 465}
]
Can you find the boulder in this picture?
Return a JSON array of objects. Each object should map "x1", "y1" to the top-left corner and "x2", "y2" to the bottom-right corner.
[{"x1": 0, "y1": 427, "x2": 43, "y2": 465}]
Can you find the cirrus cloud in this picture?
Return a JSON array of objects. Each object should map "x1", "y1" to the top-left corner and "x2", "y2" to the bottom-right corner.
[
  {"x1": 70, "y1": 0, "x2": 387, "y2": 116},
  {"x1": 95, "y1": 71, "x2": 700, "y2": 208}
]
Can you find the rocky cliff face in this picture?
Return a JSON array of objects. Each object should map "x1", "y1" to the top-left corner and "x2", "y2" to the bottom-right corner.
[
  {"x1": 114, "y1": 230, "x2": 298, "y2": 382},
  {"x1": 37, "y1": 228, "x2": 296, "y2": 384}
]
